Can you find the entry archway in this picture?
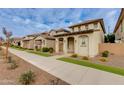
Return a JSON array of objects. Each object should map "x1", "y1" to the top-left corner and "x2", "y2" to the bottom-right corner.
[
  {"x1": 67, "y1": 37, "x2": 75, "y2": 53},
  {"x1": 58, "y1": 38, "x2": 64, "y2": 53}
]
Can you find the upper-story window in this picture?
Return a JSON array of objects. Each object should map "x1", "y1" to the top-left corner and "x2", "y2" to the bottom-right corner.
[
  {"x1": 85, "y1": 25, "x2": 89, "y2": 30},
  {"x1": 94, "y1": 23, "x2": 98, "y2": 29},
  {"x1": 78, "y1": 26, "x2": 81, "y2": 31},
  {"x1": 74, "y1": 27, "x2": 79, "y2": 32},
  {"x1": 72, "y1": 28, "x2": 74, "y2": 32}
]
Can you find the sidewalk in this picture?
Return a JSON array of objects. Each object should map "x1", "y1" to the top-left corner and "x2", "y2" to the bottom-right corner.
[{"x1": 8, "y1": 48, "x2": 124, "y2": 84}]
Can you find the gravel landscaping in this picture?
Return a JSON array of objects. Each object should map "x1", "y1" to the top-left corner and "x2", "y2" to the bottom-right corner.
[
  {"x1": 0, "y1": 48, "x2": 68, "y2": 85},
  {"x1": 91, "y1": 55, "x2": 124, "y2": 68}
]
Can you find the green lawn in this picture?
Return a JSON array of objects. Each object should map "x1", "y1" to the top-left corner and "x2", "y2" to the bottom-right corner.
[
  {"x1": 11, "y1": 46, "x2": 26, "y2": 51},
  {"x1": 26, "y1": 50, "x2": 51, "y2": 57},
  {"x1": 11, "y1": 46, "x2": 51, "y2": 57},
  {"x1": 58, "y1": 57, "x2": 124, "y2": 76}
]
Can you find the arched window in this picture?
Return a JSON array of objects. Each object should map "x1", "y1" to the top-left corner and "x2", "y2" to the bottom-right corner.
[{"x1": 79, "y1": 35, "x2": 88, "y2": 47}]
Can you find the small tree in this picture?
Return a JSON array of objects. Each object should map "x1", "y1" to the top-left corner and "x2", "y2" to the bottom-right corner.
[
  {"x1": 104, "y1": 34, "x2": 115, "y2": 43},
  {"x1": 0, "y1": 37, "x2": 3, "y2": 46},
  {"x1": 2, "y1": 27, "x2": 12, "y2": 62},
  {"x1": 108, "y1": 34, "x2": 115, "y2": 43}
]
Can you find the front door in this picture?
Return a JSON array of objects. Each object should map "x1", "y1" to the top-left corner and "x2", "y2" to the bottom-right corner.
[{"x1": 68, "y1": 37, "x2": 74, "y2": 53}]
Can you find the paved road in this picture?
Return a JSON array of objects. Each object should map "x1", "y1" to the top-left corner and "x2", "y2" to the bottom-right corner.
[{"x1": 8, "y1": 48, "x2": 124, "y2": 84}]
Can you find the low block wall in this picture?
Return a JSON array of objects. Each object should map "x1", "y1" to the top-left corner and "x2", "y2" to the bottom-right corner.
[{"x1": 99, "y1": 43, "x2": 124, "y2": 56}]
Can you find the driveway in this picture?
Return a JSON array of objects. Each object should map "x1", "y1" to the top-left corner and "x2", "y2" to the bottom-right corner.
[{"x1": 7, "y1": 48, "x2": 124, "y2": 84}]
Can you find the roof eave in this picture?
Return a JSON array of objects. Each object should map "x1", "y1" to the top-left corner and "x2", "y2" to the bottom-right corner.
[
  {"x1": 114, "y1": 8, "x2": 124, "y2": 33},
  {"x1": 54, "y1": 29, "x2": 94, "y2": 37}
]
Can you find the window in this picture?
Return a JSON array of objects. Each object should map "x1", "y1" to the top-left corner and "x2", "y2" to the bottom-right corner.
[
  {"x1": 94, "y1": 23, "x2": 98, "y2": 29},
  {"x1": 79, "y1": 36, "x2": 88, "y2": 47},
  {"x1": 81, "y1": 39, "x2": 86, "y2": 47},
  {"x1": 78, "y1": 26, "x2": 81, "y2": 31},
  {"x1": 72, "y1": 28, "x2": 74, "y2": 32},
  {"x1": 74, "y1": 27, "x2": 78, "y2": 32},
  {"x1": 85, "y1": 25, "x2": 88, "y2": 30}
]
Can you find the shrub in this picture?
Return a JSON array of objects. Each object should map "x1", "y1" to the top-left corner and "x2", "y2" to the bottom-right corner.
[
  {"x1": 99, "y1": 57, "x2": 108, "y2": 62},
  {"x1": 7, "y1": 62, "x2": 18, "y2": 70},
  {"x1": 71, "y1": 54, "x2": 78, "y2": 58},
  {"x1": 7, "y1": 56, "x2": 12, "y2": 63},
  {"x1": 102, "y1": 50, "x2": 109, "y2": 57},
  {"x1": 19, "y1": 70, "x2": 35, "y2": 85},
  {"x1": 104, "y1": 34, "x2": 115, "y2": 43},
  {"x1": 11, "y1": 45, "x2": 20, "y2": 48},
  {"x1": 36, "y1": 48, "x2": 41, "y2": 51},
  {"x1": 42, "y1": 47, "x2": 49, "y2": 52},
  {"x1": 49, "y1": 47, "x2": 54, "y2": 53},
  {"x1": 82, "y1": 56, "x2": 89, "y2": 60}
]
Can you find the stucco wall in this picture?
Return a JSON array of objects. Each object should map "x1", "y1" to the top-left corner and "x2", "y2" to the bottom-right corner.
[
  {"x1": 115, "y1": 17, "x2": 124, "y2": 42},
  {"x1": 46, "y1": 39, "x2": 55, "y2": 49},
  {"x1": 76, "y1": 35, "x2": 89, "y2": 56},
  {"x1": 115, "y1": 22, "x2": 122, "y2": 40},
  {"x1": 55, "y1": 31, "x2": 103, "y2": 57},
  {"x1": 28, "y1": 40, "x2": 35, "y2": 49},
  {"x1": 70, "y1": 22, "x2": 100, "y2": 32},
  {"x1": 55, "y1": 21, "x2": 104, "y2": 57},
  {"x1": 99, "y1": 43, "x2": 124, "y2": 56}
]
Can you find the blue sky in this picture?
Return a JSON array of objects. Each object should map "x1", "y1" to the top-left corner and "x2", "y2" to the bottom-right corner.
[{"x1": 0, "y1": 8, "x2": 121, "y2": 37}]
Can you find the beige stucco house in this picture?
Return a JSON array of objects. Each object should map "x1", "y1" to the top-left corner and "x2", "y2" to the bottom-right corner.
[
  {"x1": 34, "y1": 34, "x2": 55, "y2": 50},
  {"x1": 114, "y1": 8, "x2": 124, "y2": 43},
  {"x1": 34, "y1": 29, "x2": 69, "y2": 50},
  {"x1": 21, "y1": 32, "x2": 55, "y2": 50},
  {"x1": 54, "y1": 19, "x2": 105, "y2": 57},
  {"x1": 21, "y1": 34, "x2": 37, "y2": 49},
  {"x1": 11, "y1": 37, "x2": 22, "y2": 47}
]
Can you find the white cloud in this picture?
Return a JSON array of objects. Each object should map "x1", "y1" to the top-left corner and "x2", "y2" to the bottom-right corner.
[
  {"x1": 106, "y1": 10, "x2": 118, "y2": 18},
  {"x1": 0, "y1": 8, "x2": 121, "y2": 37}
]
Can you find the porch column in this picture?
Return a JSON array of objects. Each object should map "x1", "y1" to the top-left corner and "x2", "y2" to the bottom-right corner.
[
  {"x1": 55, "y1": 38, "x2": 59, "y2": 53},
  {"x1": 20, "y1": 40, "x2": 23, "y2": 48},
  {"x1": 74, "y1": 36, "x2": 78, "y2": 54},
  {"x1": 33, "y1": 40, "x2": 36, "y2": 50},
  {"x1": 63, "y1": 37, "x2": 67, "y2": 54}
]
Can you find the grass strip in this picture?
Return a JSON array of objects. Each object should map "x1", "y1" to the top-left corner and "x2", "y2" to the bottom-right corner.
[{"x1": 58, "y1": 57, "x2": 124, "y2": 76}]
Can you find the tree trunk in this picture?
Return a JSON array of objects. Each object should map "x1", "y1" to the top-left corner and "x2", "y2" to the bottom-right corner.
[{"x1": 5, "y1": 39, "x2": 9, "y2": 62}]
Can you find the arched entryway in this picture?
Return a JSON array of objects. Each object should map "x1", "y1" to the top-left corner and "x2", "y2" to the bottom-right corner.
[
  {"x1": 67, "y1": 37, "x2": 75, "y2": 53},
  {"x1": 17, "y1": 41, "x2": 21, "y2": 46},
  {"x1": 35, "y1": 40, "x2": 42, "y2": 50},
  {"x1": 78, "y1": 35, "x2": 89, "y2": 56},
  {"x1": 58, "y1": 38, "x2": 64, "y2": 53}
]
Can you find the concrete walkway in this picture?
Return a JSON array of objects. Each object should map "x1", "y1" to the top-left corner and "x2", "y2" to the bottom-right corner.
[{"x1": 8, "y1": 48, "x2": 124, "y2": 84}]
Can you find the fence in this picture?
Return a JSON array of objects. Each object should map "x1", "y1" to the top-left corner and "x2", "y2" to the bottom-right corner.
[{"x1": 99, "y1": 43, "x2": 124, "y2": 56}]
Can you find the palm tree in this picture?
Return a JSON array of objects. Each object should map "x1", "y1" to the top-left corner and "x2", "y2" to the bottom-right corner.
[{"x1": 2, "y1": 27, "x2": 12, "y2": 61}]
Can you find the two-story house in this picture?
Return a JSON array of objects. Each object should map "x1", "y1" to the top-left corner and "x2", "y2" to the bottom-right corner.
[
  {"x1": 54, "y1": 18, "x2": 105, "y2": 57},
  {"x1": 114, "y1": 8, "x2": 124, "y2": 43}
]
